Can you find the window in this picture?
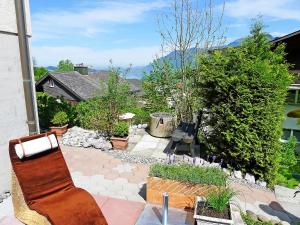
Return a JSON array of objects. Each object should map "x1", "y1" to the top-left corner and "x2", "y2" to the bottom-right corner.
[
  {"x1": 293, "y1": 130, "x2": 300, "y2": 142},
  {"x1": 281, "y1": 129, "x2": 291, "y2": 141},
  {"x1": 286, "y1": 90, "x2": 296, "y2": 104},
  {"x1": 49, "y1": 79, "x2": 54, "y2": 88}
]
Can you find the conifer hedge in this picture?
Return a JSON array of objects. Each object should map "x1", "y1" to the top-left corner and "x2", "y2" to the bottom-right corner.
[{"x1": 196, "y1": 21, "x2": 293, "y2": 186}]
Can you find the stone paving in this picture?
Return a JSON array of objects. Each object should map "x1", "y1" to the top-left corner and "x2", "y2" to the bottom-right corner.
[{"x1": 1, "y1": 130, "x2": 300, "y2": 225}]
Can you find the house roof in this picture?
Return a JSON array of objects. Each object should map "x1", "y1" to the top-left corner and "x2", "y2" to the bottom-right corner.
[
  {"x1": 36, "y1": 70, "x2": 143, "y2": 101},
  {"x1": 88, "y1": 71, "x2": 140, "y2": 93},
  {"x1": 36, "y1": 71, "x2": 102, "y2": 100},
  {"x1": 270, "y1": 29, "x2": 300, "y2": 44}
]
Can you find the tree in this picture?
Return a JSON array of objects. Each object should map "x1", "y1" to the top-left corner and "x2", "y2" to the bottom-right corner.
[
  {"x1": 196, "y1": 20, "x2": 292, "y2": 186},
  {"x1": 157, "y1": 0, "x2": 225, "y2": 122},
  {"x1": 55, "y1": 59, "x2": 74, "y2": 72},
  {"x1": 34, "y1": 67, "x2": 48, "y2": 81}
]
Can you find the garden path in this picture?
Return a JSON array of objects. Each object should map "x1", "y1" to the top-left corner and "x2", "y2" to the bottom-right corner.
[{"x1": 1, "y1": 144, "x2": 299, "y2": 225}]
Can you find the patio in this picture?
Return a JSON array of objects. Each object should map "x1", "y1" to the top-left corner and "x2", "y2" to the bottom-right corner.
[{"x1": 1, "y1": 131, "x2": 300, "y2": 225}]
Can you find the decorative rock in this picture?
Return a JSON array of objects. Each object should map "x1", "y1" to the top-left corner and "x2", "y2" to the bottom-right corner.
[
  {"x1": 257, "y1": 214, "x2": 269, "y2": 222},
  {"x1": 234, "y1": 170, "x2": 243, "y2": 179},
  {"x1": 281, "y1": 221, "x2": 290, "y2": 225},
  {"x1": 245, "y1": 173, "x2": 256, "y2": 183},
  {"x1": 270, "y1": 220, "x2": 280, "y2": 225},
  {"x1": 256, "y1": 180, "x2": 267, "y2": 187},
  {"x1": 61, "y1": 126, "x2": 112, "y2": 151},
  {"x1": 246, "y1": 210, "x2": 257, "y2": 220},
  {"x1": 137, "y1": 124, "x2": 142, "y2": 129},
  {"x1": 142, "y1": 124, "x2": 148, "y2": 128},
  {"x1": 209, "y1": 162, "x2": 221, "y2": 168},
  {"x1": 223, "y1": 168, "x2": 231, "y2": 176}
]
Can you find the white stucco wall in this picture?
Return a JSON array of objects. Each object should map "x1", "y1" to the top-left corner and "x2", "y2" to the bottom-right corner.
[{"x1": 0, "y1": 0, "x2": 32, "y2": 193}]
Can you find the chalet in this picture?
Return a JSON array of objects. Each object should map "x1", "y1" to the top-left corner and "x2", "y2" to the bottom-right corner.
[
  {"x1": 270, "y1": 30, "x2": 300, "y2": 144},
  {"x1": 35, "y1": 65, "x2": 142, "y2": 103}
]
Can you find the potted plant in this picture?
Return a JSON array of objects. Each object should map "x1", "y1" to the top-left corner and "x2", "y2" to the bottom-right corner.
[
  {"x1": 194, "y1": 187, "x2": 236, "y2": 225},
  {"x1": 111, "y1": 122, "x2": 129, "y2": 150},
  {"x1": 49, "y1": 111, "x2": 69, "y2": 136},
  {"x1": 147, "y1": 164, "x2": 227, "y2": 209}
]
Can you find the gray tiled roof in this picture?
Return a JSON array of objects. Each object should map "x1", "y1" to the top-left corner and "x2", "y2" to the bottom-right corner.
[{"x1": 49, "y1": 71, "x2": 102, "y2": 100}]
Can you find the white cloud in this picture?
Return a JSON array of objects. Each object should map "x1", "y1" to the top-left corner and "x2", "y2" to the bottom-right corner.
[
  {"x1": 31, "y1": 1, "x2": 167, "y2": 40},
  {"x1": 225, "y1": 0, "x2": 300, "y2": 21},
  {"x1": 32, "y1": 45, "x2": 161, "y2": 67},
  {"x1": 269, "y1": 31, "x2": 288, "y2": 37}
]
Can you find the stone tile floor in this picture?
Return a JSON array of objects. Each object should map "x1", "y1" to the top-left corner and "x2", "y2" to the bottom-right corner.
[{"x1": 1, "y1": 129, "x2": 300, "y2": 225}]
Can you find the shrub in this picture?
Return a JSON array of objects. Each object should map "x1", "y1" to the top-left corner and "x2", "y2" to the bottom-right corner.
[
  {"x1": 112, "y1": 122, "x2": 129, "y2": 138},
  {"x1": 206, "y1": 188, "x2": 236, "y2": 212},
  {"x1": 124, "y1": 107, "x2": 150, "y2": 124},
  {"x1": 51, "y1": 111, "x2": 69, "y2": 126},
  {"x1": 276, "y1": 136, "x2": 300, "y2": 188},
  {"x1": 279, "y1": 136, "x2": 297, "y2": 169},
  {"x1": 37, "y1": 92, "x2": 76, "y2": 128},
  {"x1": 149, "y1": 164, "x2": 227, "y2": 186},
  {"x1": 195, "y1": 20, "x2": 292, "y2": 186},
  {"x1": 75, "y1": 98, "x2": 109, "y2": 131}
]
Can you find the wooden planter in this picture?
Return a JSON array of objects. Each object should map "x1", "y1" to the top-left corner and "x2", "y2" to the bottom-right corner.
[
  {"x1": 146, "y1": 177, "x2": 217, "y2": 209},
  {"x1": 49, "y1": 124, "x2": 68, "y2": 137},
  {"x1": 111, "y1": 136, "x2": 129, "y2": 150},
  {"x1": 194, "y1": 197, "x2": 233, "y2": 225}
]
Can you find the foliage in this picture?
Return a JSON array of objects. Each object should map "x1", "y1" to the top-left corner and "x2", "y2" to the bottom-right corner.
[
  {"x1": 51, "y1": 111, "x2": 69, "y2": 126},
  {"x1": 195, "y1": 20, "x2": 293, "y2": 186},
  {"x1": 36, "y1": 92, "x2": 76, "y2": 128},
  {"x1": 112, "y1": 122, "x2": 129, "y2": 137},
  {"x1": 206, "y1": 188, "x2": 236, "y2": 212},
  {"x1": 75, "y1": 65, "x2": 131, "y2": 135},
  {"x1": 279, "y1": 136, "x2": 298, "y2": 169},
  {"x1": 149, "y1": 163, "x2": 227, "y2": 186},
  {"x1": 101, "y1": 65, "x2": 131, "y2": 135},
  {"x1": 75, "y1": 97, "x2": 109, "y2": 131},
  {"x1": 142, "y1": 60, "x2": 176, "y2": 113},
  {"x1": 55, "y1": 59, "x2": 74, "y2": 72},
  {"x1": 241, "y1": 212, "x2": 274, "y2": 225},
  {"x1": 123, "y1": 107, "x2": 150, "y2": 124},
  {"x1": 276, "y1": 136, "x2": 300, "y2": 188},
  {"x1": 34, "y1": 67, "x2": 48, "y2": 81}
]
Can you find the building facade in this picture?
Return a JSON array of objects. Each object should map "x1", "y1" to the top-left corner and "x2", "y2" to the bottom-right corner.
[{"x1": 0, "y1": 0, "x2": 39, "y2": 193}]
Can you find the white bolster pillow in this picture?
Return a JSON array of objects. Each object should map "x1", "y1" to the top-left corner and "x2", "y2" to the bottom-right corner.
[{"x1": 14, "y1": 134, "x2": 58, "y2": 159}]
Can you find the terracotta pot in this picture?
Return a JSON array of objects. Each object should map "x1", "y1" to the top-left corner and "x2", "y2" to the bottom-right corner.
[
  {"x1": 49, "y1": 124, "x2": 68, "y2": 137},
  {"x1": 147, "y1": 177, "x2": 217, "y2": 209},
  {"x1": 194, "y1": 196, "x2": 233, "y2": 225},
  {"x1": 111, "y1": 136, "x2": 129, "y2": 150}
]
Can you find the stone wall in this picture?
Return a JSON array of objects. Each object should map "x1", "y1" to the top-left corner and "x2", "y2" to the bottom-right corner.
[{"x1": 0, "y1": 0, "x2": 32, "y2": 193}]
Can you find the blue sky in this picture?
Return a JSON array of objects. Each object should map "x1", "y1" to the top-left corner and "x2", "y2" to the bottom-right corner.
[{"x1": 30, "y1": 0, "x2": 300, "y2": 68}]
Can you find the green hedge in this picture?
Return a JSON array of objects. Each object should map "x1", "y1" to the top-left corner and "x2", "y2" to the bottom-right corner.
[{"x1": 149, "y1": 164, "x2": 227, "y2": 186}]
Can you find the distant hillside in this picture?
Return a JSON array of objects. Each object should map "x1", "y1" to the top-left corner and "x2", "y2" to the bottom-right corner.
[{"x1": 127, "y1": 34, "x2": 275, "y2": 79}]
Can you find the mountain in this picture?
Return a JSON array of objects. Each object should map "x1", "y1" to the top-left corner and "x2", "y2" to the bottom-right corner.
[
  {"x1": 46, "y1": 66, "x2": 57, "y2": 71},
  {"x1": 127, "y1": 34, "x2": 276, "y2": 79}
]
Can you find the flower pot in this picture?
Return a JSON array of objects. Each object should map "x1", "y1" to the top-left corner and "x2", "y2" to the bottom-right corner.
[
  {"x1": 49, "y1": 124, "x2": 68, "y2": 137},
  {"x1": 194, "y1": 196, "x2": 233, "y2": 225},
  {"x1": 111, "y1": 136, "x2": 129, "y2": 150}
]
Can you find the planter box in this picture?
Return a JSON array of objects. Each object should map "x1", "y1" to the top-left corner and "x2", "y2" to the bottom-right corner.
[
  {"x1": 49, "y1": 124, "x2": 68, "y2": 137},
  {"x1": 146, "y1": 177, "x2": 217, "y2": 209},
  {"x1": 111, "y1": 136, "x2": 129, "y2": 150},
  {"x1": 194, "y1": 196, "x2": 233, "y2": 225}
]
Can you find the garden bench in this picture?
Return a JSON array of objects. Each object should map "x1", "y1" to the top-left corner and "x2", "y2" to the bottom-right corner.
[{"x1": 169, "y1": 113, "x2": 201, "y2": 157}]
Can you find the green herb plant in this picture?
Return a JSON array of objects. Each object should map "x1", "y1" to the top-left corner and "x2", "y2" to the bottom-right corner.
[
  {"x1": 206, "y1": 188, "x2": 236, "y2": 212},
  {"x1": 112, "y1": 122, "x2": 129, "y2": 138},
  {"x1": 149, "y1": 164, "x2": 227, "y2": 186},
  {"x1": 51, "y1": 111, "x2": 69, "y2": 126}
]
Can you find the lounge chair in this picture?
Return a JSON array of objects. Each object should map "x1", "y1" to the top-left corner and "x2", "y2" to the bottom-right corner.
[{"x1": 9, "y1": 132, "x2": 108, "y2": 225}]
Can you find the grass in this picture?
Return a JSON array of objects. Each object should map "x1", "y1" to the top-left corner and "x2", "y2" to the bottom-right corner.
[
  {"x1": 206, "y1": 188, "x2": 236, "y2": 212},
  {"x1": 149, "y1": 163, "x2": 227, "y2": 186}
]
